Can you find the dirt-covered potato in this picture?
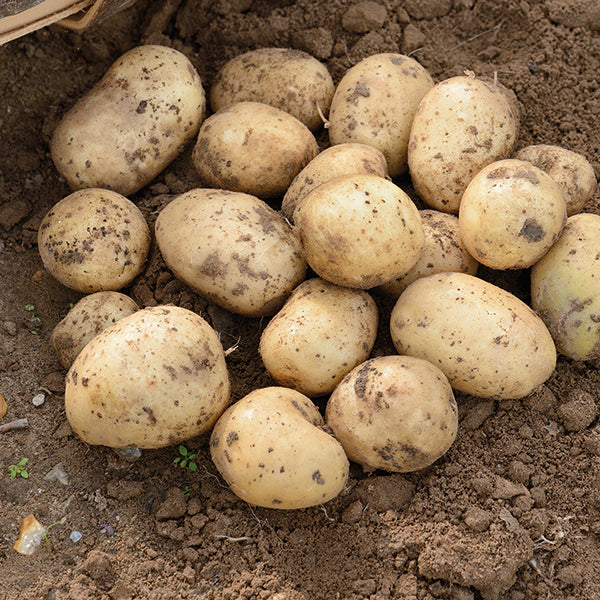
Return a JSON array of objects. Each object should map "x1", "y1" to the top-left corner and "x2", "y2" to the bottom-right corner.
[
  {"x1": 408, "y1": 75, "x2": 520, "y2": 213},
  {"x1": 377, "y1": 210, "x2": 478, "y2": 298},
  {"x1": 458, "y1": 159, "x2": 567, "y2": 270},
  {"x1": 281, "y1": 143, "x2": 389, "y2": 221},
  {"x1": 51, "y1": 291, "x2": 139, "y2": 370},
  {"x1": 210, "y1": 48, "x2": 334, "y2": 131},
  {"x1": 38, "y1": 189, "x2": 151, "y2": 293},
  {"x1": 155, "y1": 188, "x2": 307, "y2": 317},
  {"x1": 259, "y1": 278, "x2": 378, "y2": 397},
  {"x1": 210, "y1": 386, "x2": 349, "y2": 509},
  {"x1": 515, "y1": 144, "x2": 597, "y2": 216},
  {"x1": 390, "y1": 272, "x2": 556, "y2": 399},
  {"x1": 65, "y1": 305, "x2": 230, "y2": 450},
  {"x1": 294, "y1": 174, "x2": 424, "y2": 289},
  {"x1": 328, "y1": 53, "x2": 434, "y2": 177},
  {"x1": 326, "y1": 356, "x2": 458, "y2": 472},
  {"x1": 193, "y1": 101, "x2": 319, "y2": 199},
  {"x1": 531, "y1": 213, "x2": 600, "y2": 362},
  {"x1": 50, "y1": 45, "x2": 205, "y2": 196}
]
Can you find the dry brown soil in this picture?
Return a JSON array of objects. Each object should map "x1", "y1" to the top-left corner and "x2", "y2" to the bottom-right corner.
[{"x1": 1, "y1": 1, "x2": 600, "y2": 599}]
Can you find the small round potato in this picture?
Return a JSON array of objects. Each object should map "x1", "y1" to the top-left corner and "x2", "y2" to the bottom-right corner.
[
  {"x1": 193, "y1": 101, "x2": 319, "y2": 199},
  {"x1": 51, "y1": 291, "x2": 140, "y2": 370},
  {"x1": 328, "y1": 53, "x2": 434, "y2": 177},
  {"x1": 155, "y1": 188, "x2": 307, "y2": 317},
  {"x1": 531, "y1": 213, "x2": 600, "y2": 362},
  {"x1": 390, "y1": 272, "x2": 556, "y2": 399},
  {"x1": 294, "y1": 174, "x2": 424, "y2": 289},
  {"x1": 38, "y1": 188, "x2": 151, "y2": 293},
  {"x1": 65, "y1": 305, "x2": 230, "y2": 449},
  {"x1": 515, "y1": 144, "x2": 597, "y2": 216},
  {"x1": 259, "y1": 278, "x2": 379, "y2": 396},
  {"x1": 326, "y1": 356, "x2": 458, "y2": 472},
  {"x1": 50, "y1": 45, "x2": 206, "y2": 195},
  {"x1": 408, "y1": 75, "x2": 520, "y2": 213},
  {"x1": 210, "y1": 48, "x2": 335, "y2": 131},
  {"x1": 458, "y1": 159, "x2": 567, "y2": 270},
  {"x1": 210, "y1": 386, "x2": 349, "y2": 509},
  {"x1": 281, "y1": 143, "x2": 389, "y2": 221}
]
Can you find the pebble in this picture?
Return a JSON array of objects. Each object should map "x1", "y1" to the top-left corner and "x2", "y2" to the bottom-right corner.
[
  {"x1": 32, "y1": 392, "x2": 45, "y2": 407},
  {"x1": 70, "y1": 531, "x2": 82, "y2": 543},
  {"x1": 44, "y1": 463, "x2": 69, "y2": 485}
]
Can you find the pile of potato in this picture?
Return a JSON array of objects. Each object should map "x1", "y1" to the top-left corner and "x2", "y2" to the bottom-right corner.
[{"x1": 41, "y1": 44, "x2": 598, "y2": 510}]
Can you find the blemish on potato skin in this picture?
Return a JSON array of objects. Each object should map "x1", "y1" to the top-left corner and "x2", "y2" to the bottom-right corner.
[{"x1": 519, "y1": 218, "x2": 545, "y2": 242}]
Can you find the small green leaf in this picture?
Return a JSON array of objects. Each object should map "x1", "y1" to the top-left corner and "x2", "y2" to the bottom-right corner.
[
  {"x1": 189, "y1": 462, "x2": 198, "y2": 472},
  {"x1": 24, "y1": 304, "x2": 35, "y2": 312},
  {"x1": 179, "y1": 445, "x2": 188, "y2": 457},
  {"x1": 20, "y1": 470, "x2": 28, "y2": 479},
  {"x1": 19, "y1": 458, "x2": 29, "y2": 467}
]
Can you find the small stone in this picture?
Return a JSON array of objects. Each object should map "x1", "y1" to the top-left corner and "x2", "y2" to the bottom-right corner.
[
  {"x1": 32, "y1": 393, "x2": 46, "y2": 407},
  {"x1": 463, "y1": 506, "x2": 493, "y2": 532},
  {"x1": 44, "y1": 463, "x2": 69, "y2": 485},
  {"x1": 70, "y1": 531, "x2": 82, "y2": 543},
  {"x1": 156, "y1": 487, "x2": 188, "y2": 520},
  {"x1": 342, "y1": 2, "x2": 387, "y2": 33},
  {"x1": 557, "y1": 390, "x2": 598, "y2": 432}
]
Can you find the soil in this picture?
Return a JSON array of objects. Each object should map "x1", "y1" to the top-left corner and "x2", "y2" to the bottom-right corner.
[{"x1": 1, "y1": 1, "x2": 600, "y2": 599}]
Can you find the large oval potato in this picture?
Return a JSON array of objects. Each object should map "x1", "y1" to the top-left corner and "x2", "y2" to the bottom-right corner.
[
  {"x1": 38, "y1": 188, "x2": 151, "y2": 293},
  {"x1": 50, "y1": 45, "x2": 206, "y2": 195},
  {"x1": 531, "y1": 213, "x2": 600, "y2": 362},
  {"x1": 210, "y1": 47, "x2": 335, "y2": 131},
  {"x1": 328, "y1": 53, "x2": 434, "y2": 177},
  {"x1": 408, "y1": 75, "x2": 520, "y2": 213},
  {"x1": 65, "y1": 305, "x2": 230, "y2": 449},
  {"x1": 155, "y1": 188, "x2": 307, "y2": 317},
  {"x1": 259, "y1": 278, "x2": 379, "y2": 396},
  {"x1": 193, "y1": 101, "x2": 319, "y2": 199},
  {"x1": 390, "y1": 272, "x2": 556, "y2": 399},
  {"x1": 210, "y1": 386, "x2": 349, "y2": 509},
  {"x1": 326, "y1": 356, "x2": 458, "y2": 472}
]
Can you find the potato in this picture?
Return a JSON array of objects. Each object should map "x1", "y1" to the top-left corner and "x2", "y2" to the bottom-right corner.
[
  {"x1": 294, "y1": 174, "x2": 424, "y2": 289},
  {"x1": 390, "y1": 272, "x2": 556, "y2": 399},
  {"x1": 281, "y1": 143, "x2": 389, "y2": 221},
  {"x1": 377, "y1": 210, "x2": 478, "y2": 298},
  {"x1": 65, "y1": 305, "x2": 230, "y2": 449},
  {"x1": 155, "y1": 188, "x2": 307, "y2": 317},
  {"x1": 326, "y1": 356, "x2": 458, "y2": 472},
  {"x1": 38, "y1": 188, "x2": 151, "y2": 293},
  {"x1": 458, "y1": 159, "x2": 567, "y2": 270},
  {"x1": 210, "y1": 386, "x2": 349, "y2": 509},
  {"x1": 210, "y1": 47, "x2": 335, "y2": 131},
  {"x1": 193, "y1": 101, "x2": 319, "y2": 199},
  {"x1": 51, "y1": 292, "x2": 139, "y2": 370},
  {"x1": 515, "y1": 144, "x2": 597, "y2": 216},
  {"x1": 259, "y1": 278, "x2": 378, "y2": 396},
  {"x1": 408, "y1": 75, "x2": 520, "y2": 213},
  {"x1": 50, "y1": 45, "x2": 205, "y2": 196},
  {"x1": 531, "y1": 213, "x2": 600, "y2": 362},
  {"x1": 328, "y1": 53, "x2": 434, "y2": 177}
]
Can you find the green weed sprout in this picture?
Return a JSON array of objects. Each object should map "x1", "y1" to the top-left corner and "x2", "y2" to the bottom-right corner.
[
  {"x1": 174, "y1": 445, "x2": 198, "y2": 472},
  {"x1": 9, "y1": 458, "x2": 29, "y2": 480}
]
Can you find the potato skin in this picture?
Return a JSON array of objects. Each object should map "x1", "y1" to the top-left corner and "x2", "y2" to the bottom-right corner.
[
  {"x1": 155, "y1": 188, "x2": 307, "y2": 317},
  {"x1": 210, "y1": 387, "x2": 349, "y2": 509},
  {"x1": 390, "y1": 272, "x2": 556, "y2": 399},
  {"x1": 210, "y1": 47, "x2": 334, "y2": 131},
  {"x1": 326, "y1": 356, "x2": 458, "y2": 472},
  {"x1": 38, "y1": 189, "x2": 151, "y2": 293},
  {"x1": 531, "y1": 213, "x2": 600, "y2": 362},
  {"x1": 259, "y1": 278, "x2": 379, "y2": 396},
  {"x1": 50, "y1": 45, "x2": 205, "y2": 196}
]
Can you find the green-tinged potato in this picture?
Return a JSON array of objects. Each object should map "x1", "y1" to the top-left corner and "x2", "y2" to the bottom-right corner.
[
  {"x1": 377, "y1": 210, "x2": 478, "y2": 298},
  {"x1": 51, "y1": 291, "x2": 140, "y2": 370},
  {"x1": 38, "y1": 189, "x2": 151, "y2": 293},
  {"x1": 281, "y1": 143, "x2": 389, "y2": 221},
  {"x1": 193, "y1": 102, "x2": 319, "y2": 199},
  {"x1": 328, "y1": 53, "x2": 434, "y2": 177},
  {"x1": 259, "y1": 278, "x2": 378, "y2": 397},
  {"x1": 458, "y1": 159, "x2": 567, "y2": 270},
  {"x1": 210, "y1": 48, "x2": 334, "y2": 131},
  {"x1": 326, "y1": 356, "x2": 458, "y2": 472},
  {"x1": 50, "y1": 45, "x2": 205, "y2": 195},
  {"x1": 408, "y1": 75, "x2": 520, "y2": 213},
  {"x1": 210, "y1": 386, "x2": 349, "y2": 509},
  {"x1": 294, "y1": 174, "x2": 424, "y2": 289},
  {"x1": 531, "y1": 213, "x2": 600, "y2": 362},
  {"x1": 155, "y1": 188, "x2": 307, "y2": 317},
  {"x1": 390, "y1": 272, "x2": 556, "y2": 399},
  {"x1": 515, "y1": 144, "x2": 597, "y2": 216},
  {"x1": 65, "y1": 306, "x2": 230, "y2": 449}
]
